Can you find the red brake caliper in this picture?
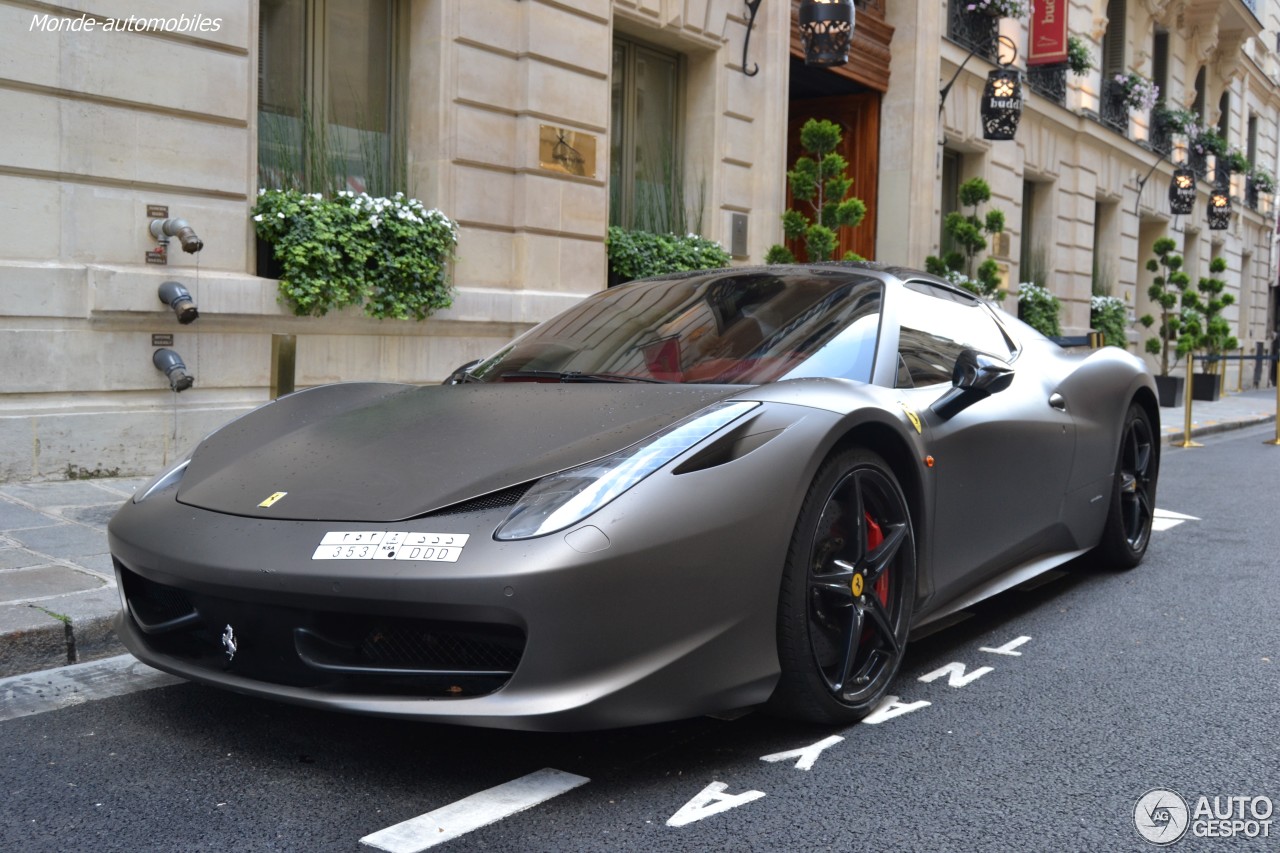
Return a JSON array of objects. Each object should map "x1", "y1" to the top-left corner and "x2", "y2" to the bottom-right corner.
[{"x1": 865, "y1": 513, "x2": 890, "y2": 606}]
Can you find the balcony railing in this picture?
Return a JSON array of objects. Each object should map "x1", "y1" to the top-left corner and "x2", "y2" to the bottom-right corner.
[
  {"x1": 1098, "y1": 77, "x2": 1129, "y2": 135},
  {"x1": 947, "y1": 3, "x2": 999, "y2": 63},
  {"x1": 1149, "y1": 111, "x2": 1176, "y2": 157},
  {"x1": 1026, "y1": 64, "x2": 1066, "y2": 107}
]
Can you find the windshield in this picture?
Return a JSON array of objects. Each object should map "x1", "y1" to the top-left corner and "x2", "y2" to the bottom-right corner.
[{"x1": 469, "y1": 270, "x2": 883, "y2": 385}]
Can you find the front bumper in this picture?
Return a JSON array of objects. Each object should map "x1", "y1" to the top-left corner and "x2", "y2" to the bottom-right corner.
[{"x1": 108, "y1": 411, "x2": 835, "y2": 730}]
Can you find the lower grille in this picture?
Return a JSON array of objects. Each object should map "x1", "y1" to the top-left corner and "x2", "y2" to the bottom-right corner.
[{"x1": 118, "y1": 564, "x2": 524, "y2": 697}]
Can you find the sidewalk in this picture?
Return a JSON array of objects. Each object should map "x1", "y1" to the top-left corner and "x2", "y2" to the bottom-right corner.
[{"x1": 2, "y1": 385, "x2": 1277, "y2": 680}]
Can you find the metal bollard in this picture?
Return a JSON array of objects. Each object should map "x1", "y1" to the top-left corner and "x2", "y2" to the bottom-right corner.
[
  {"x1": 1268, "y1": 359, "x2": 1280, "y2": 447},
  {"x1": 1179, "y1": 364, "x2": 1202, "y2": 448}
]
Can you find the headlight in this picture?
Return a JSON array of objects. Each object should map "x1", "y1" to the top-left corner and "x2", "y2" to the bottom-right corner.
[
  {"x1": 495, "y1": 401, "x2": 758, "y2": 540},
  {"x1": 132, "y1": 454, "x2": 192, "y2": 503}
]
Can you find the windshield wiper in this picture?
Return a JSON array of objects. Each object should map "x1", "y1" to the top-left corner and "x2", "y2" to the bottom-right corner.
[{"x1": 499, "y1": 371, "x2": 671, "y2": 384}]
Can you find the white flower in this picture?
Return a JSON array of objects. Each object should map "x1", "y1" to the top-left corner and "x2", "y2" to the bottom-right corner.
[
  {"x1": 253, "y1": 214, "x2": 263, "y2": 222},
  {"x1": 257, "y1": 188, "x2": 266, "y2": 196},
  {"x1": 369, "y1": 215, "x2": 381, "y2": 228},
  {"x1": 277, "y1": 212, "x2": 285, "y2": 219}
]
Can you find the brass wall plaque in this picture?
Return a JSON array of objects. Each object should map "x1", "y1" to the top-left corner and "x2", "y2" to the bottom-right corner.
[
  {"x1": 152, "y1": 334, "x2": 174, "y2": 347},
  {"x1": 146, "y1": 204, "x2": 169, "y2": 219},
  {"x1": 145, "y1": 250, "x2": 167, "y2": 265},
  {"x1": 539, "y1": 125, "x2": 596, "y2": 178}
]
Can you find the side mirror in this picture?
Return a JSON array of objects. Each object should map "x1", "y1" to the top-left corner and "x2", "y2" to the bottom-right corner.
[{"x1": 930, "y1": 349, "x2": 1014, "y2": 420}]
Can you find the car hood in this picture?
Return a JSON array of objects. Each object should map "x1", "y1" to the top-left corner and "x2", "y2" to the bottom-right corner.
[{"x1": 176, "y1": 382, "x2": 741, "y2": 522}]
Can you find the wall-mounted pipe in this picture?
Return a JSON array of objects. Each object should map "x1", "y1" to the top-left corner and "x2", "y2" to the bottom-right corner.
[
  {"x1": 158, "y1": 281, "x2": 199, "y2": 324},
  {"x1": 153, "y1": 348, "x2": 194, "y2": 392},
  {"x1": 149, "y1": 218, "x2": 204, "y2": 253}
]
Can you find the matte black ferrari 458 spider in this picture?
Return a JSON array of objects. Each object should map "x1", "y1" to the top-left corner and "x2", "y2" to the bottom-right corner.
[{"x1": 109, "y1": 264, "x2": 1159, "y2": 730}]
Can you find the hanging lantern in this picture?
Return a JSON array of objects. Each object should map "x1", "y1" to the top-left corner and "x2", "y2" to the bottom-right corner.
[
  {"x1": 799, "y1": 0, "x2": 856, "y2": 67},
  {"x1": 1207, "y1": 186, "x2": 1231, "y2": 230},
  {"x1": 1168, "y1": 168, "x2": 1196, "y2": 216},
  {"x1": 980, "y1": 68, "x2": 1022, "y2": 140}
]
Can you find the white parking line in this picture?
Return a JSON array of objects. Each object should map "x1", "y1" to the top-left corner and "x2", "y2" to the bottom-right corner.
[
  {"x1": 0, "y1": 654, "x2": 182, "y2": 722},
  {"x1": 1153, "y1": 508, "x2": 1200, "y2": 532},
  {"x1": 359, "y1": 768, "x2": 590, "y2": 852}
]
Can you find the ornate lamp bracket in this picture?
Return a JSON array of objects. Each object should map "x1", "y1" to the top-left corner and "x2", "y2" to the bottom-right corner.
[{"x1": 742, "y1": 0, "x2": 763, "y2": 77}]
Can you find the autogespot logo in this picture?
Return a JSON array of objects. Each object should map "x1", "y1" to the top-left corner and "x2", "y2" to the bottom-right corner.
[
  {"x1": 1135, "y1": 789, "x2": 1275, "y2": 844},
  {"x1": 1135, "y1": 789, "x2": 1190, "y2": 845}
]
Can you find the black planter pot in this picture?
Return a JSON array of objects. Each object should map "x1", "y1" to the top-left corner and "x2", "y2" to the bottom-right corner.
[
  {"x1": 1191, "y1": 372, "x2": 1222, "y2": 402},
  {"x1": 1154, "y1": 375, "x2": 1184, "y2": 408}
]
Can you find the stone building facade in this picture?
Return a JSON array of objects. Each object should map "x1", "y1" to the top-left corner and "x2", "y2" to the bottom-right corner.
[{"x1": 0, "y1": 0, "x2": 1276, "y2": 481}]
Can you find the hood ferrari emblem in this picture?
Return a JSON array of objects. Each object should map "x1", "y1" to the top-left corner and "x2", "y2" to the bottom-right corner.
[
  {"x1": 221, "y1": 624, "x2": 238, "y2": 661},
  {"x1": 258, "y1": 491, "x2": 288, "y2": 508}
]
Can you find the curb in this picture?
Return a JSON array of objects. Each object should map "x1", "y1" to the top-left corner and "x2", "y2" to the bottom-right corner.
[
  {"x1": 1161, "y1": 413, "x2": 1276, "y2": 446},
  {"x1": 0, "y1": 591, "x2": 123, "y2": 679}
]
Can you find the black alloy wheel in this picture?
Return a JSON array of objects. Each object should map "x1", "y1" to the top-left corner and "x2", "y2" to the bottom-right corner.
[
  {"x1": 1094, "y1": 402, "x2": 1159, "y2": 569},
  {"x1": 770, "y1": 448, "x2": 916, "y2": 723}
]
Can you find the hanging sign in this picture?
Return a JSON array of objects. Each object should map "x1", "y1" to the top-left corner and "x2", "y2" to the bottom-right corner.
[{"x1": 1028, "y1": 0, "x2": 1068, "y2": 66}]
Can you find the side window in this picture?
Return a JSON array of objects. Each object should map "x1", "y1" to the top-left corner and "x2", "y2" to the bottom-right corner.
[{"x1": 896, "y1": 282, "x2": 1013, "y2": 388}]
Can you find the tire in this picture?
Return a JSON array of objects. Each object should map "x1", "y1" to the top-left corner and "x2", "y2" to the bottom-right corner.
[
  {"x1": 1093, "y1": 402, "x2": 1159, "y2": 569},
  {"x1": 768, "y1": 447, "x2": 916, "y2": 724}
]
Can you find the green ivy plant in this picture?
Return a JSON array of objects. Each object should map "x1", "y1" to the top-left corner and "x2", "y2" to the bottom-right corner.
[
  {"x1": 1151, "y1": 103, "x2": 1198, "y2": 136},
  {"x1": 765, "y1": 118, "x2": 867, "y2": 264},
  {"x1": 1016, "y1": 282, "x2": 1061, "y2": 337},
  {"x1": 925, "y1": 177, "x2": 1006, "y2": 299},
  {"x1": 253, "y1": 189, "x2": 458, "y2": 320},
  {"x1": 1222, "y1": 147, "x2": 1251, "y2": 175},
  {"x1": 1090, "y1": 295, "x2": 1128, "y2": 348},
  {"x1": 606, "y1": 227, "x2": 730, "y2": 283},
  {"x1": 1138, "y1": 237, "x2": 1189, "y2": 375},
  {"x1": 1066, "y1": 35, "x2": 1093, "y2": 76}
]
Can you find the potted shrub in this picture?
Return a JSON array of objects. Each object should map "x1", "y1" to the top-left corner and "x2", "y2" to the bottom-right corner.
[
  {"x1": 607, "y1": 228, "x2": 730, "y2": 286},
  {"x1": 964, "y1": 0, "x2": 1031, "y2": 17},
  {"x1": 1138, "y1": 237, "x2": 1189, "y2": 406},
  {"x1": 252, "y1": 189, "x2": 458, "y2": 319},
  {"x1": 1017, "y1": 282, "x2": 1061, "y2": 337},
  {"x1": 1065, "y1": 35, "x2": 1093, "y2": 76},
  {"x1": 1113, "y1": 72, "x2": 1159, "y2": 113},
  {"x1": 1179, "y1": 256, "x2": 1237, "y2": 402},
  {"x1": 1090, "y1": 294, "x2": 1128, "y2": 348}
]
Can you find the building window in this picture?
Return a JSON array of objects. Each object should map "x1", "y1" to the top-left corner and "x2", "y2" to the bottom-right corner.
[
  {"x1": 610, "y1": 37, "x2": 684, "y2": 232},
  {"x1": 257, "y1": 0, "x2": 403, "y2": 195},
  {"x1": 1098, "y1": 0, "x2": 1128, "y2": 132},
  {"x1": 1217, "y1": 90, "x2": 1231, "y2": 142}
]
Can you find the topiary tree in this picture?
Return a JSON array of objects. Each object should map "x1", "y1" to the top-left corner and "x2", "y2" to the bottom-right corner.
[
  {"x1": 1178, "y1": 255, "x2": 1237, "y2": 367},
  {"x1": 925, "y1": 177, "x2": 1006, "y2": 298},
  {"x1": 765, "y1": 118, "x2": 867, "y2": 264},
  {"x1": 1138, "y1": 237, "x2": 1189, "y2": 376}
]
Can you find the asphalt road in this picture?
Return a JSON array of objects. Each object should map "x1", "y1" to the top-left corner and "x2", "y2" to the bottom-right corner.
[{"x1": 2, "y1": 424, "x2": 1277, "y2": 852}]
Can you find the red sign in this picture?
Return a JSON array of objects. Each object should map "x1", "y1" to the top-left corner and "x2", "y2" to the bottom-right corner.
[{"x1": 1028, "y1": 0, "x2": 1068, "y2": 66}]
